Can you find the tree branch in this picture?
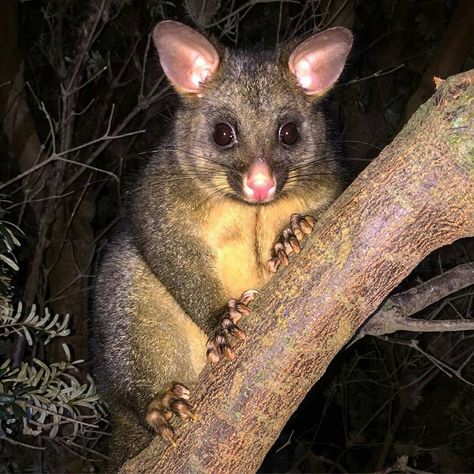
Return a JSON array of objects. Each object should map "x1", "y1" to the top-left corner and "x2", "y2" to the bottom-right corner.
[
  {"x1": 354, "y1": 262, "x2": 474, "y2": 342},
  {"x1": 122, "y1": 71, "x2": 474, "y2": 473}
]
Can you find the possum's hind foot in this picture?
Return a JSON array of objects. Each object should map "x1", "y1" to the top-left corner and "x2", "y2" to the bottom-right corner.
[
  {"x1": 268, "y1": 213, "x2": 316, "y2": 273},
  {"x1": 146, "y1": 382, "x2": 197, "y2": 447},
  {"x1": 206, "y1": 289, "x2": 259, "y2": 364}
]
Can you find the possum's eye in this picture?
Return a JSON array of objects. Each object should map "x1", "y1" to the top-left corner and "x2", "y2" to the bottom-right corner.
[
  {"x1": 279, "y1": 122, "x2": 299, "y2": 146},
  {"x1": 213, "y1": 123, "x2": 235, "y2": 147}
]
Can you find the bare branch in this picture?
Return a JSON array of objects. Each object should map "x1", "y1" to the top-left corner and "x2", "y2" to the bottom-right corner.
[
  {"x1": 381, "y1": 337, "x2": 474, "y2": 387},
  {"x1": 354, "y1": 263, "x2": 474, "y2": 343}
]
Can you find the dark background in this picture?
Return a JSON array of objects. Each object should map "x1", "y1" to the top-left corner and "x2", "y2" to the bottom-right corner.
[{"x1": 0, "y1": 0, "x2": 473, "y2": 472}]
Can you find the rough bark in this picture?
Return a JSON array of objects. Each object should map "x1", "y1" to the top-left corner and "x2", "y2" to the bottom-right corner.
[{"x1": 122, "y1": 70, "x2": 474, "y2": 473}]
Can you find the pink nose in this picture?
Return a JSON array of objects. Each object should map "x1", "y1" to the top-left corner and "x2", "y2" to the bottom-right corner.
[{"x1": 242, "y1": 163, "x2": 276, "y2": 202}]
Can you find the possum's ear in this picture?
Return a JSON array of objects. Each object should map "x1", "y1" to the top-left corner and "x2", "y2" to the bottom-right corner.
[
  {"x1": 288, "y1": 27, "x2": 353, "y2": 95},
  {"x1": 153, "y1": 21, "x2": 219, "y2": 94}
]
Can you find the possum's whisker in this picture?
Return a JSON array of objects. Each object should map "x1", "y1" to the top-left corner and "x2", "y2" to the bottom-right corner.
[
  {"x1": 194, "y1": 186, "x2": 230, "y2": 210},
  {"x1": 161, "y1": 145, "x2": 238, "y2": 173},
  {"x1": 287, "y1": 172, "x2": 339, "y2": 181}
]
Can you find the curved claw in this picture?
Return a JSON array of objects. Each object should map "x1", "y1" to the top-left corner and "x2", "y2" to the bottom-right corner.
[
  {"x1": 206, "y1": 332, "x2": 232, "y2": 364},
  {"x1": 267, "y1": 257, "x2": 281, "y2": 273},
  {"x1": 170, "y1": 382, "x2": 190, "y2": 399},
  {"x1": 223, "y1": 345, "x2": 236, "y2": 360},
  {"x1": 229, "y1": 324, "x2": 246, "y2": 340},
  {"x1": 278, "y1": 248, "x2": 289, "y2": 265},
  {"x1": 146, "y1": 381, "x2": 195, "y2": 447},
  {"x1": 206, "y1": 345, "x2": 221, "y2": 364},
  {"x1": 228, "y1": 301, "x2": 249, "y2": 321},
  {"x1": 239, "y1": 289, "x2": 260, "y2": 305},
  {"x1": 282, "y1": 228, "x2": 301, "y2": 254},
  {"x1": 270, "y1": 214, "x2": 316, "y2": 272},
  {"x1": 169, "y1": 399, "x2": 196, "y2": 420},
  {"x1": 207, "y1": 290, "x2": 259, "y2": 364}
]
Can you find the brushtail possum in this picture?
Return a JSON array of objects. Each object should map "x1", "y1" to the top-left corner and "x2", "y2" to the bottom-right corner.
[{"x1": 91, "y1": 21, "x2": 352, "y2": 467}]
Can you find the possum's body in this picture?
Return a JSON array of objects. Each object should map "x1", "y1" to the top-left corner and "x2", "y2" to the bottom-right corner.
[
  {"x1": 91, "y1": 20, "x2": 352, "y2": 468},
  {"x1": 92, "y1": 184, "x2": 339, "y2": 461},
  {"x1": 93, "y1": 231, "x2": 207, "y2": 459}
]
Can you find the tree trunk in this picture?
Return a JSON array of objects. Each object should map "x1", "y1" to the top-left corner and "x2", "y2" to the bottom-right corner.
[{"x1": 121, "y1": 70, "x2": 474, "y2": 474}]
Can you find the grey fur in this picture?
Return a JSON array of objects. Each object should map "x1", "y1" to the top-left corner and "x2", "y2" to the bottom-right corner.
[{"x1": 91, "y1": 30, "x2": 350, "y2": 469}]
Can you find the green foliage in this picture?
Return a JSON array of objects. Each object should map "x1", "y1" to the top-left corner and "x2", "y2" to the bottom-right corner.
[
  {"x1": 0, "y1": 205, "x2": 21, "y2": 306},
  {"x1": 0, "y1": 350, "x2": 105, "y2": 445},
  {"x1": 1, "y1": 304, "x2": 70, "y2": 346},
  {"x1": 0, "y1": 208, "x2": 107, "y2": 461}
]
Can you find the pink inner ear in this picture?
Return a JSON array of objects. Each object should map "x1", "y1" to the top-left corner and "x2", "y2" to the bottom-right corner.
[
  {"x1": 153, "y1": 21, "x2": 220, "y2": 94},
  {"x1": 289, "y1": 27, "x2": 353, "y2": 95}
]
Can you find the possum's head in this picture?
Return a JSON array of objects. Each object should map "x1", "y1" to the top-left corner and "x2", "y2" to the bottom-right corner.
[{"x1": 153, "y1": 21, "x2": 352, "y2": 205}]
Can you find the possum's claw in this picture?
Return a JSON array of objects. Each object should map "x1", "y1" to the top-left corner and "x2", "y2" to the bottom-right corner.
[
  {"x1": 146, "y1": 382, "x2": 197, "y2": 446},
  {"x1": 268, "y1": 214, "x2": 316, "y2": 272},
  {"x1": 238, "y1": 289, "x2": 259, "y2": 305},
  {"x1": 206, "y1": 290, "x2": 259, "y2": 363}
]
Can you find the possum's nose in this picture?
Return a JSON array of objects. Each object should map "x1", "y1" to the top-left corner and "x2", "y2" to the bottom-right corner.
[{"x1": 242, "y1": 162, "x2": 277, "y2": 202}]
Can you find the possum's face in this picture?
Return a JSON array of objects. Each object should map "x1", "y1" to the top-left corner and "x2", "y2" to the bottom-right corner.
[{"x1": 153, "y1": 21, "x2": 352, "y2": 204}]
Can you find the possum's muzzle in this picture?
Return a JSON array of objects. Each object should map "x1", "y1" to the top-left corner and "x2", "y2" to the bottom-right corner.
[{"x1": 241, "y1": 162, "x2": 276, "y2": 203}]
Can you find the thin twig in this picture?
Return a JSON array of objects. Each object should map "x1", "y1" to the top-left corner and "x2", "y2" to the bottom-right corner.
[{"x1": 0, "y1": 436, "x2": 45, "y2": 450}]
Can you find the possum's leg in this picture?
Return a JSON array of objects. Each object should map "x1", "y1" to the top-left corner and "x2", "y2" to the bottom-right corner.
[
  {"x1": 206, "y1": 290, "x2": 259, "y2": 363},
  {"x1": 91, "y1": 231, "x2": 207, "y2": 468},
  {"x1": 106, "y1": 406, "x2": 151, "y2": 471},
  {"x1": 268, "y1": 213, "x2": 316, "y2": 272}
]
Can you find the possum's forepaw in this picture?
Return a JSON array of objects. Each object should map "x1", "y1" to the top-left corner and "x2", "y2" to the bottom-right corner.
[
  {"x1": 206, "y1": 289, "x2": 259, "y2": 364},
  {"x1": 268, "y1": 213, "x2": 316, "y2": 273},
  {"x1": 146, "y1": 382, "x2": 197, "y2": 447}
]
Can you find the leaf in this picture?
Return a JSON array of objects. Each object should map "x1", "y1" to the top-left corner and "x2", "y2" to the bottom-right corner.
[
  {"x1": 62, "y1": 343, "x2": 71, "y2": 362},
  {"x1": 44, "y1": 313, "x2": 59, "y2": 331},
  {"x1": 0, "y1": 254, "x2": 19, "y2": 272},
  {"x1": 23, "y1": 326, "x2": 33, "y2": 346},
  {"x1": 23, "y1": 304, "x2": 37, "y2": 324}
]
